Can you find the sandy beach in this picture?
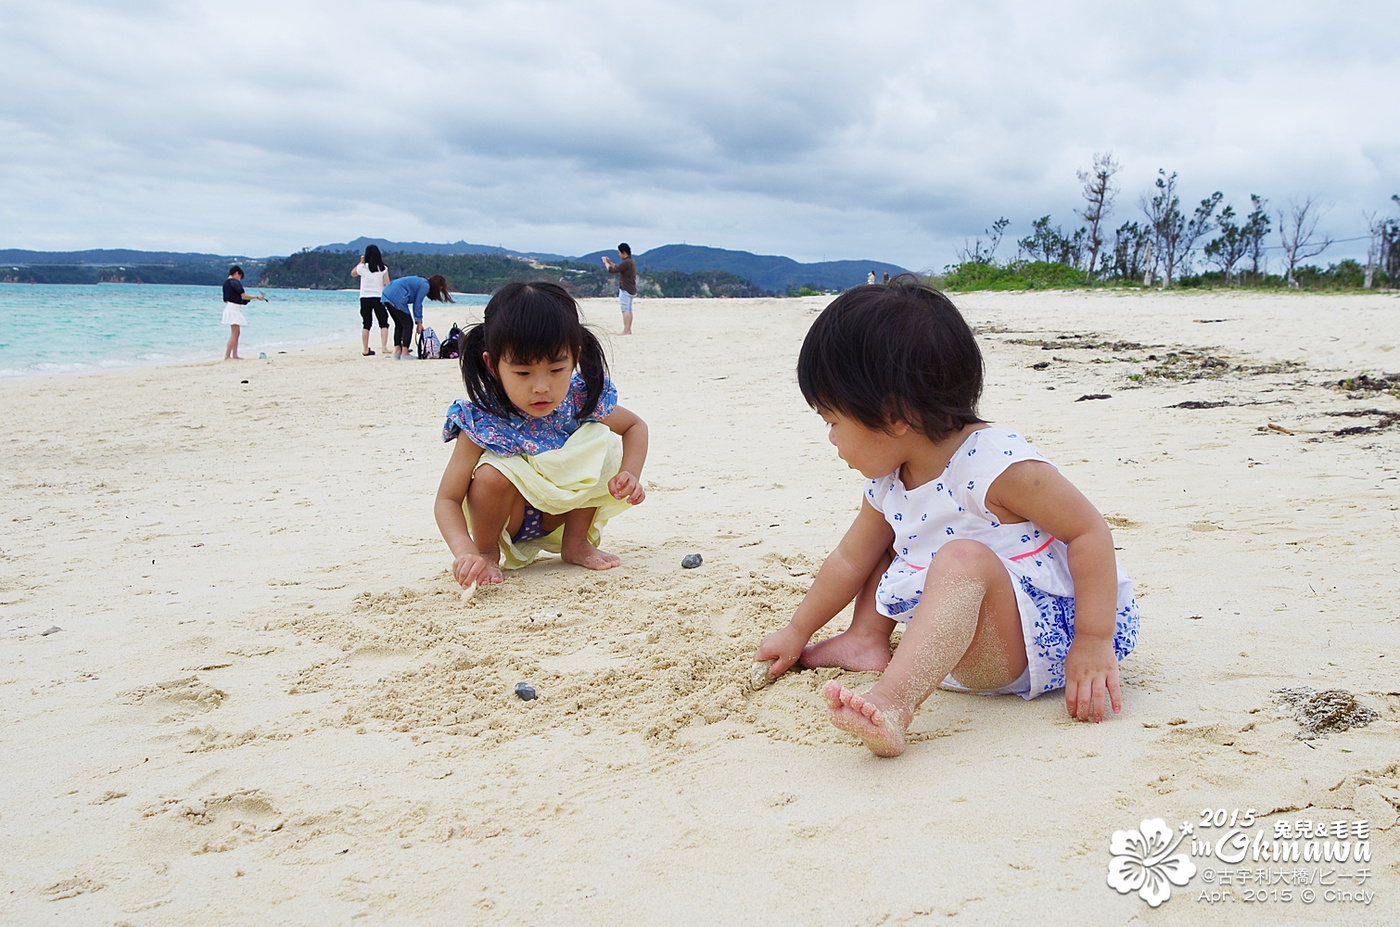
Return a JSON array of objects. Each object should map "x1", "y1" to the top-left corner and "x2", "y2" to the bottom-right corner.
[{"x1": 3, "y1": 289, "x2": 1398, "y2": 925}]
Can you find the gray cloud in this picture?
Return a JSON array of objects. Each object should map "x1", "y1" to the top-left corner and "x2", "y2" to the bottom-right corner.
[{"x1": 1, "y1": 0, "x2": 1395, "y2": 268}]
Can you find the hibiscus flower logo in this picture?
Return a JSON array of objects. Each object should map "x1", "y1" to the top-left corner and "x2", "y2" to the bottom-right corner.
[{"x1": 1106, "y1": 818, "x2": 1197, "y2": 907}]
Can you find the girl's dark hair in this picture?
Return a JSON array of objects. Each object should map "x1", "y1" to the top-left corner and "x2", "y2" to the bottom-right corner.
[
  {"x1": 797, "y1": 275, "x2": 985, "y2": 439},
  {"x1": 460, "y1": 280, "x2": 609, "y2": 420},
  {"x1": 427, "y1": 275, "x2": 454, "y2": 302},
  {"x1": 364, "y1": 244, "x2": 386, "y2": 274}
]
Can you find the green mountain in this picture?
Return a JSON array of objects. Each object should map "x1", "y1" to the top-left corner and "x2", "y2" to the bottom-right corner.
[
  {"x1": 1, "y1": 241, "x2": 911, "y2": 294},
  {"x1": 312, "y1": 237, "x2": 571, "y2": 262},
  {"x1": 579, "y1": 244, "x2": 909, "y2": 292},
  {"x1": 257, "y1": 250, "x2": 762, "y2": 298},
  {"x1": 0, "y1": 248, "x2": 263, "y2": 286}
]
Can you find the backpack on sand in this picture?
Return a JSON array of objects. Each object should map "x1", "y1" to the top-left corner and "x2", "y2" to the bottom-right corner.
[
  {"x1": 440, "y1": 323, "x2": 463, "y2": 359},
  {"x1": 418, "y1": 326, "x2": 441, "y2": 360}
]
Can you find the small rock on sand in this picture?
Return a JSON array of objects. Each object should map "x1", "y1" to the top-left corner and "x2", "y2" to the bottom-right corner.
[
  {"x1": 514, "y1": 682, "x2": 537, "y2": 701},
  {"x1": 682, "y1": 553, "x2": 703, "y2": 569},
  {"x1": 750, "y1": 660, "x2": 776, "y2": 691}
]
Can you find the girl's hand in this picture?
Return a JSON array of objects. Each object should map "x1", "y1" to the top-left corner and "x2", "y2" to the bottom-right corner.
[
  {"x1": 1064, "y1": 635, "x2": 1122, "y2": 723},
  {"x1": 452, "y1": 551, "x2": 503, "y2": 589},
  {"x1": 609, "y1": 470, "x2": 645, "y2": 504},
  {"x1": 755, "y1": 624, "x2": 810, "y2": 678}
]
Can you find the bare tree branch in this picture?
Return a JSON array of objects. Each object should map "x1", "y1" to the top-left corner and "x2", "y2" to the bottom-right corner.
[
  {"x1": 1078, "y1": 152, "x2": 1120, "y2": 283},
  {"x1": 1278, "y1": 197, "x2": 1333, "y2": 288}
]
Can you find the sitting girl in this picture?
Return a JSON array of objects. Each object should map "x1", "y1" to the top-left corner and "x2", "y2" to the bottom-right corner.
[
  {"x1": 434, "y1": 281, "x2": 648, "y2": 589},
  {"x1": 753, "y1": 279, "x2": 1138, "y2": 756}
]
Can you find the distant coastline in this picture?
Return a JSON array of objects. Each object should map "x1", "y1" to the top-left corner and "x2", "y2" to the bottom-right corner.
[{"x1": 3, "y1": 240, "x2": 911, "y2": 295}]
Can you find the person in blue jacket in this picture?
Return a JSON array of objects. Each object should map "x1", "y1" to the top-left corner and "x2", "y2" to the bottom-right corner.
[{"x1": 379, "y1": 274, "x2": 453, "y2": 359}]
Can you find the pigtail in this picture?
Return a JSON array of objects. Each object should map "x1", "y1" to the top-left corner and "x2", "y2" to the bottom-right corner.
[
  {"x1": 466, "y1": 280, "x2": 610, "y2": 420},
  {"x1": 573, "y1": 327, "x2": 609, "y2": 420},
  {"x1": 460, "y1": 324, "x2": 515, "y2": 419}
]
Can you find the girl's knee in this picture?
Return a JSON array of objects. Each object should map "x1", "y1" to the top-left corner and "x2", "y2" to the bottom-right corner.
[
  {"x1": 931, "y1": 539, "x2": 1001, "y2": 576},
  {"x1": 468, "y1": 464, "x2": 516, "y2": 499}
]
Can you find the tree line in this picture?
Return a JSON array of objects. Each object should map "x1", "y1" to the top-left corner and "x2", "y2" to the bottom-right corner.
[
  {"x1": 0, "y1": 260, "x2": 261, "y2": 286},
  {"x1": 257, "y1": 250, "x2": 764, "y2": 298},
  {"x1": 946, "y1": 153, "x2": 1400, "y2": 292}
]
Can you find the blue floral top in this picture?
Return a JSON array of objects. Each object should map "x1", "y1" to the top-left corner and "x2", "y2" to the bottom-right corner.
[{"x1": 441, "y1": 373, "x2": 618, "y2": 456}]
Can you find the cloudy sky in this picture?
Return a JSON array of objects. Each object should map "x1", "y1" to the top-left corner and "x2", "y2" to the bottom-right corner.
[{"x1": 2, "y1": 0, "x2": 1395, "y2": 269}]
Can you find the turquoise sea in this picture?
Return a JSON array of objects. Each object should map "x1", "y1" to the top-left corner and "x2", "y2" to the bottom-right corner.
[{"x1": 0, "y1": 283, "x2": 488, "y2": 379}]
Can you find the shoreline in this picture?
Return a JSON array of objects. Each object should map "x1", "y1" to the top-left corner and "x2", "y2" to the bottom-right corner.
[
  {"x1": 0, "y1": 285, "x2": 489, "y2": 382},
  {"x1": 3, "y1": 286, "x2": 1395, "y2": 384},
  {"x1": 2, "y1": 292, "x2": 1397, "y2": 924}
]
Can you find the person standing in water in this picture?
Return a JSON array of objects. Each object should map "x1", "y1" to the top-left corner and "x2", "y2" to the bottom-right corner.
[
  {"x1": 222, "y1": 265, "x2": 265, "y2": 360},
  {"x1": 601, "y1": 243, "x2": 637, "y2": 335}
]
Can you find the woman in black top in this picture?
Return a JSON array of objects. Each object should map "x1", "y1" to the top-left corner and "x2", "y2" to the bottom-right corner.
[{"x1": 222, "y1": 265, "x2": 265, "y2": 360}]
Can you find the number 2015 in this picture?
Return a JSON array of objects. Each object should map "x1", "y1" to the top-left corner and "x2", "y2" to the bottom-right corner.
[{"x1": 1199, "y1": 808, "x2": 1256, "y2": 828}]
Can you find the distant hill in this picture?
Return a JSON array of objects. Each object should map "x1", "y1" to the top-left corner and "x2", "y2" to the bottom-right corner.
[
  {"x1": 620, "y1": 244, "x2": 908, "y2": 292},
  {"x1": 0, "y1": 248, "x2": 264, "y2": 286},
  {"x1": 1, "y1": 241, "x2": 911, "y2": 293},
  {"x1": 313, "y1": 237, "x2": 571, "y2": 262},
  {"x1": 321, "y1": 239, "x2": 908, "y2": 292},
  {"x1": 0, "y1": 248, "x2": 259, "y2": 264},
  {"x1": 259, "y1": 250, "x2": 763, "y2": 298}
]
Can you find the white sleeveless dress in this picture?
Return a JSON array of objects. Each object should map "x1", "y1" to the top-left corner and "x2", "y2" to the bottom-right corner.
[{"x1": 865, "y1": 427, "x2": 1139, "y2": 698}]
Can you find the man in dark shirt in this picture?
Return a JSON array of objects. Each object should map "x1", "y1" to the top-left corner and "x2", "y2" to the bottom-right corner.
[{"x1": 601, "y1": 243, "x2": 637, "y2": 335}]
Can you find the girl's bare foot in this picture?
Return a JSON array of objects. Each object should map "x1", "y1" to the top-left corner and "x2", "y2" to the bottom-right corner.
[
  {"x1": 800, "y1": 630, "x2": 893, "y2": 672},
  {"x1": 560, "y1": 538, "x2": 621, "y2": 571},
  {"x1": 820, "y1": 680, "x2": 911, "y2": 757}
]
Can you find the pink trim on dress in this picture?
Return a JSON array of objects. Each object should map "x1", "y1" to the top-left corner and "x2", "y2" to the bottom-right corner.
[{"x1": 1008, "y1": 537, "x2": 1056, "y2": 561}]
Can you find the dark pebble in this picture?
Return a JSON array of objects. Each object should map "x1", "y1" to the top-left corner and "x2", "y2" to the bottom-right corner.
[
  {"x1": 514, "y1": 682, "x2": 537, "y2": 701},
  {"x1": 681, "y1": 553, "x2": 703, "y2": 569}
]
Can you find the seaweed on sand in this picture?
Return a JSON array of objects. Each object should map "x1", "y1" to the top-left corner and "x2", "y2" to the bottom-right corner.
[
  {"x1": 1006, "y1": 334, "x2": 1154, "y2": 352},
  {"x1": 1134, "y1": 350, "x2": 1302, "y2": 382},
  {"x1": 1272, "y1": 687, "x2": 1379, "y2": 740},
  {"x1": 1326, "y1": 409, "x2": 1400, "y2": 436},
  {"x1": 1335, "y1": 373, "x2": 1400, "y2": 398}
]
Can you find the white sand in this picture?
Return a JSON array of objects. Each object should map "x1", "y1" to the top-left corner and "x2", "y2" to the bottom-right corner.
[{"x1": 2, "y1": 290, "x2": 1397, "y2": 924}]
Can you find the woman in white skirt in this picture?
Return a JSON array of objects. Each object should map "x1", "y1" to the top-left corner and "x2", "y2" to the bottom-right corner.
[{"x1": 222, "y1": 265, "x2": 265, "y2": 360}]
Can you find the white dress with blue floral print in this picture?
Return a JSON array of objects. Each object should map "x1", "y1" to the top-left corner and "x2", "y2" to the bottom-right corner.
[
  {"x1": 441, "y1": 374, "x2": 618, "y2": 455},
  {"x1": 865, "y1": 427, "x2": 1139, "y2": 699}
]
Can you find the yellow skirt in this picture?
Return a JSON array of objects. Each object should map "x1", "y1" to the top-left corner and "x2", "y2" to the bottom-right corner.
[{"x1": 466, "y1": 421, "x2": 634, "y2": 570}]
